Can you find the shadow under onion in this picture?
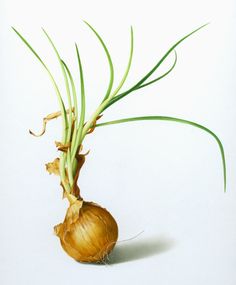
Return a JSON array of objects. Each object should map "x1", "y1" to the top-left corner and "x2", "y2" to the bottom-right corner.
[{"x1": 108, "y1": 235, "x2": 176, "y2": 264}]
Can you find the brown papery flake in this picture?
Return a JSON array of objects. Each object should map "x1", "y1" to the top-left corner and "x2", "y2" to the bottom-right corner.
[{"x1": 45, "y1": 158, "x2": 60, "y2": 175}]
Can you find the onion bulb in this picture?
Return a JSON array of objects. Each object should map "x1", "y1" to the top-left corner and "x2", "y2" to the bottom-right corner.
[{"x1": 54, "y1": 199, "x2": 118, "y2": 263}]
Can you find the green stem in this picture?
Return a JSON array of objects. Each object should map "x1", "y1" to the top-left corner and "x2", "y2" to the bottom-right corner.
[
  {"x1": 81, "y1": 99, "x2": 109, "y2": 141},
  {"x1": 109, "y1": 26, "x2": 134, "y2": 99},
  {"x1": 137, "y1": 50, "x2": 177, "y2": 89},
  {"x1": 42, "y1": 29, "x2": 73, "y2": 144},
  {"x1": 104, "y1": 23, "x2": 209, "y2": 110},
  {"x1": 12, "y1": 27, "x2": 70, "y2": 192},
  {"x1": 83, "y1": 21, "x2": 114, "y2": 102},
  {"x1": 42, "y1": 29, "x2": 75, "y2": 189},
  {"x1": 95, "y1": 116, "x2": 226, "y2": 192},
  {"x1": 62, "y1": 61, "x2": 79, "y2": 138},
  {"x1": 71, "y1": 44, "x2": 86, "y2": 170}
]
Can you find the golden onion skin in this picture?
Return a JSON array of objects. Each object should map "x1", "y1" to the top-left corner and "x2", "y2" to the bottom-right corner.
[{"x1": 54, "y1": 200, "x2": 118, "y2": 263}]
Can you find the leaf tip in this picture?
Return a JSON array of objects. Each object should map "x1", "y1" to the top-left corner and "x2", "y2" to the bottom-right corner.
[
  {"x1": 29, "y1": 129, "x2": 39, "y2": 136},
  {"x1": 41, "y1": 27, "x2": 49, "y2": 37},
  {"x1": 224, "y1": 182, "x2": 227, "y2": 193},
  {"x1": 197, "y1": 22, "x2": 210, "y2": 32},
  {"x1": 11, "y1": 26, "x2": 19, "y2": 35},
  {"x1": 83, "y1": 20, "x2": 89, "y2": 26}
]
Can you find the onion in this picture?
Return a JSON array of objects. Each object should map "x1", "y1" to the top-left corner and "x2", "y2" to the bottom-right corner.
[
  {"x1": 13, "y1": 23, "x2": 226, "y2": 264},
  {"x1": 54, "y1": 200, "x2": 118, "y2": 263}
]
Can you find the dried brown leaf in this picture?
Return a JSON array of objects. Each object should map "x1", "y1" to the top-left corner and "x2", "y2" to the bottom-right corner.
[
  {"x1": 70, "y1": 154, "x2": 86, "y2": 198},
  {"x1": 45, "y1": 158, "x2": 60, "y2": 175},
  {"x1": 55, "y1": 141, "x2": 71, "y2": 152},
  {"x1": 29, "y1": 108, "x2": 75, "y2": 137}
]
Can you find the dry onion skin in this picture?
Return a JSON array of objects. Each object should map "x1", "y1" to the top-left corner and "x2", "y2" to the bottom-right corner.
[
  {"x1": 13, "y1": 22, "x2": 226, "y2": 263},
  {"x1": 54, "y1": 200, "x2": 118, "y2": 263}
]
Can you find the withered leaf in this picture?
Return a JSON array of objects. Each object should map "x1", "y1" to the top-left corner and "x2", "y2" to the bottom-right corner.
[
  {"x1": 55, "y1": 141, "x2": 71, "y2": 152},
  {"x1": 45, "y1": 158, "x2": 60, "y2": 175},
  {"x1": 29, "y1": 108, "x2": 75, "y2": 137}
]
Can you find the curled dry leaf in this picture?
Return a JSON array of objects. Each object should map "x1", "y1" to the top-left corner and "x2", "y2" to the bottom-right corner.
[
  {"x1": 29, "y1": 108, "x2": 74, "y2": 137},
  {"x1": 45, "y1": 158, "x2": 60, "y2": 175},
  {"x1": 78, "y1": 144, "x2": 90, "y2": 155},
  {"x1": 55, "y1": 141, "x2": 71, "y2": 152},
  {"x1": 70, "y1": 154, "x2": 86, "y2": 198}
]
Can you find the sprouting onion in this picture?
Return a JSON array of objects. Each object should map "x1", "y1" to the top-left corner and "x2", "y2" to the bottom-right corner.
[{"x1": 12, "y1": 22, "x2": 226, "y2": 263}]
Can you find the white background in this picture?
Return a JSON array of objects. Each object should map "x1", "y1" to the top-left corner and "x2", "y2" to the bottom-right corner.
[{"x1": 1, "y1": 0, "x2": 236, "y2": 284}]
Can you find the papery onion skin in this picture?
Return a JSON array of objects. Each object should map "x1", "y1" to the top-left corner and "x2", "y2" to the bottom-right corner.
[{"x1": 54, "y1": 200, "x2": 118, "y2": 263}]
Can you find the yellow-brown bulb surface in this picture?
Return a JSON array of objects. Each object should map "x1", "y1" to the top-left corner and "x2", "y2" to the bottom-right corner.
[{"x1": 54, "y1": 200, "x2": 118, "y2": 263}]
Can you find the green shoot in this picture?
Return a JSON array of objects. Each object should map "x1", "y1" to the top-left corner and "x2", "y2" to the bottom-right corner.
[
  {"x1": 109, "y1": 26, "x2": 134, "y2": 99},
  {"x1": 42, "y1": 28, "x2": 75, "y2": 187},
  {"x1": 11, "y1": 27, "x2": 68, "y2": 141},
  {"x1": 12, "y1": 27, "x2": 70, "y2": 192},
  {"x1": 84, "y1": 21, "x2": 114, "y2": 102},
  {"x1": 61, "y1": 60, "x2": 79, "y2": 150},
  {"x1": 103, "y1": 23, "x2": 209, "y2": 111},
  {"x1": 137, "y1": 50, "x2": 177, "y2": 90},
  {"x1": 42, "y1": 29, "x2": 73, "y2": 144},
  {"x1": 13, "y1": 22, "x2": 226, "y2": 195},
  {"x1": 71, "y1": 44, "x2": 86, "y2": 168},
  {"x1": 95, "y1": 116, "x2": 226, "y2": 192}
]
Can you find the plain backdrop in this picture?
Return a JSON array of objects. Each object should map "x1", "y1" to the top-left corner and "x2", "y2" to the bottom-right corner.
[{"x1": 1, "y1": 0, "x2": 236, "y2": 284}]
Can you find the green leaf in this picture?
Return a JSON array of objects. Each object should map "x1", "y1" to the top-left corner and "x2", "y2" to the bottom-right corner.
[
  {"x1": 61, "y1": 60, "x2": 79, "y2": 125},
  {"x1": 95, "y1": 115, "x2": 226, "y2": 192},
  {"x1": 133, "y1": 23, "x2": 208, "y2": 89},
  {"x1": 83, "y1": 21, "x2": 114, "y2": 101},
  {"x1": 12, "y1": 27, "x2": 47, "y2": 69},
  {"x1": 136, "y1": 50, "x2": 177, "y2": 90},
  {"x1": 42, "y1": 28, "x2": 73, "y2": 143},
  {"x1": 12, "y1": 27, "x2": 70, "y2": 190},
  {"x1": 109, "y1": 26, "x2": 134, "y2": 98},
  {"x1": 12, "y1": 27, "x2": 68, "y2": 142},
  {"x1": 61, "y1": 60, "x2": 79, "y2": 148},
  {"x1": 71, "y1": 44, "x2": 86, "y2": 162},
  {"x1": 104, "y1": 23, "x2": 209, "y2": 110}
]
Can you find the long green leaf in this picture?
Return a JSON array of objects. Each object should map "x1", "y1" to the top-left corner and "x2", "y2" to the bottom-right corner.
[
  {"x1": 42, "y1": 28, "x2": 76, "y2": 187},
  {"x1": 84, "y1": 21, "x2": 114, "y2": 101},
  {"x1": 61, "y1": 60, "x2": 78, "y2": 124},
  {"x1": 71, "y1": 44, "x2": 86, "y2": 162},
  {"x1": 12, "y1": 27, "x2": 68, "y2": 142},
  {"x1": 104, "y1": 23, "x2": 209, "y2": 110},
  {"x1": 96, "y1": 116, "x2": 226, "y2": 192},
  {"x1": 12, "y1": 27, "x2": 70, "y2": 192},
  {"x1": 61, "y1": 60, "x2": 79, "y2": 187},
  {"x1": 62, "y1": 60, "x2": 79, "y2": 145},
  {"x1": 132, "y1": 24, "x2": 208, "y2": 89},
  {"x1": 136, "y1": 50, "x2": 177, "y2": 90},
  {"x1": 12, "y1": 27, "x2": 47, "y2": 69},
  {"x1": 109, "y1": 26, "x2": 134, "y2": 98},
  {"x1": 42, "y1": 29, "x2": 73, "y2": 143}
]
